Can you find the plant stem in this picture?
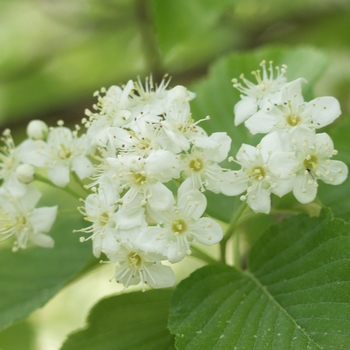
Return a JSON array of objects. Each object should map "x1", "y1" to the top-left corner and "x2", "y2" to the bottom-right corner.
[
  {"x1": 191, "y1": 245, "x2": 218, "y2": 265},
  {"x1": 34, "y1": 173, "x2": 85, "y2": 200},
  {"x1": 135, "y1": 0, "x2": 164, "y2": 78},
  {"x1": 220, "y1": 201, "x2": 248, "y2": 264}
]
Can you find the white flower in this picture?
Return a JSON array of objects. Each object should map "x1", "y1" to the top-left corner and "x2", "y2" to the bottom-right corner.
[
  {"x1": 85, "y1": 80, "x2": 134, "y2": 146},
  {"x1": 31, "y1": 125, "x2": 94, "y2": 187},
  {"x1": 232, "y1": 60, "x2": 288, "y2": 125},
  {"x1": 77, "y1": 190, "x2": 120, "y2": 257},
  {"x1": 245, "y1": 78, "x2": 341, "y2": 137},
  {"x1": 0, "y1": 129, "x2": 37, "y2": 196},
  {"x1": 273, "y1": 132, "x2": 348, "y2": 204},
  {"x1": 107, "y1": 151, "x2": 180, "y2": 214},
  {"x1": 0, "y1": 186, "x2": 57, "y2": 251},
  {"x1": 137, "y1": 185, "x2": 223, "y2": 263},
  {"x1": 231, "y1": 133, "x2": 295, "y2": 213},
  {"x1": 128, "y1": 75, "x2": 171, "y2": 116},
  {"x1": 180, "y1": 132, "x2": 235, "y2": 195},
  {"x1": 106, "y1": 241, "x2": 175, "y2": 291},
  {"x1": 107, "y1": 121, "x2": 163, "y2": 158}
]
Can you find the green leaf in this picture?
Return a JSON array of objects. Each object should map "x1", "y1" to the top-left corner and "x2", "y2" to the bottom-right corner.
[
  {"x1": 151, "y1": 0, "x2": 235, "y2": 55},
  {"x1": 60, "y1": 289, "x2": 175, "y2": 350},
  {"x1": 189, "y1": 46, "x2": 328, "y2": 222},
  {"x1": 0, "y1": 192, "x2": 93, "y2": 331},
  {"x1": 169, "y1": 209, "x2": 350, "y2": 349}
]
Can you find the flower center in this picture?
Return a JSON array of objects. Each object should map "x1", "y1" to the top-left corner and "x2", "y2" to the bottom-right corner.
[
  {"x1": 171, "y1": 218, "x2": 187, "y2": 234},
  {"x1": 133, "y1": 172, "x2": 147, "y2": 186},
  {"x1": 16, "y1": 215, "x2": 27, "y2": 229},
  {"x1": 58, "y1": 144, "x2": 72, "y2": 159},
  {"x1": 189, "y1": 157, "x2": 204, "y2": 172},
  {"x1": 128, "y1": 252, "x2": 142, "y2": 268},
  {"x1": 286, "y1": 114, "x2": 301, "y2": 127},
  {"x1": 303, "y1": 155, "x2": 318, "y2": 171},
  {"x1": 248, "y1": 166, "x2": 266, "y2": 181},
  {"x1": 99, "y1": 212, "x2": 109, "y2": 226}
]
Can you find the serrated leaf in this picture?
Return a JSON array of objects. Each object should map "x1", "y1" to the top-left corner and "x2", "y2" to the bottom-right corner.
[
  {"x1": 188, "y1": 46, "x2": 328, "y2": 222},
  {"x1": 0, "y1": 193, "x2": 93, "y2": 331},
  {"x1": 169, "y1": 209, "x2": 350, "y2": 349},
  {"x1": 60, "y1": 289, "x2": 175, "y2": 350}
]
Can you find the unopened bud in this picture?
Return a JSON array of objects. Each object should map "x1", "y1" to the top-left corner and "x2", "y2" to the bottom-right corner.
[
  {"x1": 27, "y1": 120, "x2": 49, "y2": 140},
  {"x1": 16, "y1": 164, "x2": 35, "y2": 184}
]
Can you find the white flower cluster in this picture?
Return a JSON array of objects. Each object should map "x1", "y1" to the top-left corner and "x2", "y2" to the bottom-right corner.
[
  {"x1": 0, "y1": 64, "x2": 348, "y2": 291},
  {"x1": 0, "y1": 128, "x2": 58, "y2": 251},
  {"x1": 231, "y1": 60, "x2": 348, "y2": 213},
  {"x1": 77, "y1": 76, "x2": 238, "y2": 290}
]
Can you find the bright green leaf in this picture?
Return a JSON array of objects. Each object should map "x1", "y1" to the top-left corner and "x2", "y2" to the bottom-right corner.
[
  {"x1": 60, "y1": 289, "x2": 175, "y2": 350},
  {"x1": 189, "y1": 46, "x2": 328, "y2": 222},
  {"x1": 0, "y1": 192, "x2": 93, "y2": 331},
  {"x1": 169, "y1": 209, "x2": 350, "y2": 349}
]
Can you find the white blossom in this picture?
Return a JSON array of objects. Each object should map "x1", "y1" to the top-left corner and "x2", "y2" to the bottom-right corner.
[
  {"x1": 0, "y1": 186, "x2": 57, "y2": 251},
  {"x1": 85, "y1": 80, "x2": 134, "y2": 146},
  {"x1": 231, "y1": 132, "x2": 295, "y2": 213},
  {"x1": 245, "y1": 78, "x2": 341, "y2": 137},
  {"x1": 137, "y1": 185, "x2": 223, "y2": 263},
  {"x1": 106, "y1": 241, "x2": 175, "y2": 291},
  {"x1": 180, "y1": 132, "x2": 237, "y2": 195},
  {"x1": 30, "y1": 125, "x2": 94, "y2": 187},
  {"x1": 0, "y1": 129, "x2": 37, "y2": 196},
  {"x1": 232, "y1": 60, "x2": 288, "y2": 125},
  {"x1": 270, "y1": 131, "x2": 348, "y2": 204},
  {"x1": 107, "y1": 151, "x2": 180, "y2": 214},
  {"x1": 77, "y1": 189, "x2": 120, "y2": 257}
]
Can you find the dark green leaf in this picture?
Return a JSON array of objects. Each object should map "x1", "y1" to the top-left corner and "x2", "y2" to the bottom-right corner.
[
  {"x1": 169, "y1": 209, "x2": 350, "y2": 349},
  {"x1": 61, "y1": 289, "x2": 175, "y2": 350},
  {"x1": 0, "y1": 189, "x2": 93, "y2": 331}
]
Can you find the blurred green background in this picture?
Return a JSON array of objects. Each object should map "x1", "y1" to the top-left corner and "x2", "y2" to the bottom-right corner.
[
  {"x1": 1, "y1": 0, "x2": 350, "y2": 132},
  {"x1": 1, "y1": 0, "x2": 350, "y2": 349}
]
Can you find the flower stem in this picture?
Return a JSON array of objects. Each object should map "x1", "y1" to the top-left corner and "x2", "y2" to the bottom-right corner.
[
  {"x1": 220, "y1": 201, "x2": 248, "y2": 264},
  {"x1": 34, "y1": 173, "x2": 85, "y2": 200},
  {"x1": 190, "y1": 245, "x2": 218, "y2": 265}
]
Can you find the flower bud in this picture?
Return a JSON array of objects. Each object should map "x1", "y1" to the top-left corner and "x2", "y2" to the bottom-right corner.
[
  {"x1": 168, "y1": 85, "x2": 196, "y2": 102},
  {"x1": 27, "y1": 120, "x2": 49, "y2": 140},
  {"x1": 16, "y1": 164, "x2": 35, "y2": 184}
]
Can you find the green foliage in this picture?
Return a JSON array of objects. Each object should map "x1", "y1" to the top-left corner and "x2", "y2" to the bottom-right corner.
[
  {"x1": 0, "y1": 206, "x2": 92, "y2": 331},
  {"x1": 61, "y1": 289, "x2": 175, "y2": 350},
  {"x1": 169, "y1": 209, "x2": 350, "y2": 349}
]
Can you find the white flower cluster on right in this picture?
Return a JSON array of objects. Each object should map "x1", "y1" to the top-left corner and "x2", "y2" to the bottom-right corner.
[{"x1": 231, "y1": 60, "x2": 348, "y2": 213}]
